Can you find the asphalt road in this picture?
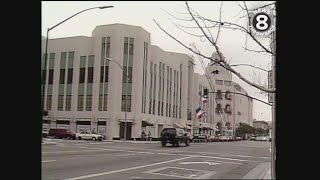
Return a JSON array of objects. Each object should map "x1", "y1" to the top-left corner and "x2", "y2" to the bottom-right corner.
[{"x1": 42, "y1": 140, "x2": 271, "y2": 180}]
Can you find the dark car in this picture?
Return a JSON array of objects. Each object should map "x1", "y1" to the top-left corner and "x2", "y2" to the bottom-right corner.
[
  {"x1": 160, "y1": 128, "x2": 191, "y2": 147},
  {"x1": 48, "y1": 128, "x2": 76, "y2": 139},
  {"x1": 192, "y1": 133, "x2": 208, "y2": 142}
]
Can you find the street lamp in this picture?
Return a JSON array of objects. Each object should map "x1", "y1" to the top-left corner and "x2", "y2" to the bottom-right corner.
[
  {"x1": 41, "y1": 5, "x2": 114, "y2": 142},
  {"x1": 106, "y1": 58, "x2": 129, "y2": 142}
]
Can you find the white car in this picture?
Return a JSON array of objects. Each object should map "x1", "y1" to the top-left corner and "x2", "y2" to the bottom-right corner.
[{"x1": 76, "y1": 131, "x2": 104, "y2": 141}]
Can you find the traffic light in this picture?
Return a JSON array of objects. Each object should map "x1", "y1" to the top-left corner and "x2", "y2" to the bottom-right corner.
[{"x1": 203, "y1": 88, "x2": 208, "y2": 97}]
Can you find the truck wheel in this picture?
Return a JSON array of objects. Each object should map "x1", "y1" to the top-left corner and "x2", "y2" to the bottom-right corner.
[
  {"x1": 161, "y1": 141, "x2": 166, "y2": 147},
  {"x1": 186, "y1": 140, "x2": 190, "y2": 146},
  {"x1": 177, "y1": 140, "x2": 181, "y2": 147}
]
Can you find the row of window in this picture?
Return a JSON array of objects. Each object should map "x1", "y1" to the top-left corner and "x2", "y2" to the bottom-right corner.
[{"x1": 215, "y1": 79, "x2": 232, "y2": 86}]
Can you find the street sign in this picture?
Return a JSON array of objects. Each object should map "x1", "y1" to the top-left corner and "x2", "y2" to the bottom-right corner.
[{"x1": 268, "y1": 70, "x2": 273, "y2": 103}]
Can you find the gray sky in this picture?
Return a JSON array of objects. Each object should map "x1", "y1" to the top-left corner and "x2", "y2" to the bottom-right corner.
[{"x1": 42, "y1": 1, "x2": 275, "y2": 121}]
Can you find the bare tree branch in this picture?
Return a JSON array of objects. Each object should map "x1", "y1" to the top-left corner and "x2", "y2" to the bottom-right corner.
[
  {"x1": 201, "y1": 18, "x2": 274, "y2": 55},
  {"x1": 242, "y1": 46, "x2": 268, "y2": 54},
  {"x1": 248, "y1": 2, "x2": 276, "y2": 11},
  {"x1": 161, "y1": 8, "x2": 193, "y2": 21},
  {"x1": 169, "y1": 18, "x2": 206, "y2": 38},
  {"x1": 215, "y1": 1, "x2": 223, "y2": 44},
  {"x1": 153, "y1": 19, "x2": 275, "y2": 93}
]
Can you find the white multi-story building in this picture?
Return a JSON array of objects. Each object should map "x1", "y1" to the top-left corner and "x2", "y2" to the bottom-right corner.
[{"x1": 41, "y1": 23, "x2": 253, "y2": 140}]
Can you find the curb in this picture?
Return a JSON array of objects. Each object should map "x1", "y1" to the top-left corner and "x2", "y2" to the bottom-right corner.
[{"x1": 242, "y1": 162, "x2": 271, "y2": 179}]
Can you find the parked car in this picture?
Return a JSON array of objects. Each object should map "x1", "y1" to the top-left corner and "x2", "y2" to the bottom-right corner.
[
  {"x1": 209, "y1": 135, "x2": 219, "y2": 142},
  {"x1": 160, "y1": 128, "x2": 191, "y2": 147},
  {"x1": 250, "y1": 135, "x2": 257, "y2": 141},
  {"x1": 48, "y1": 128, "x2": 76, "y2": 139},
  {"x1": 219, "y1": 135, "x2": 230, "y2": 141},
  {"x1": 42, "y1": 130, "x2": 48, "y2": 138},
  {"x1": 75, "y1": 130, "x2": 104, "y2": 141},
  {"x1": 255, "y1": 136, "x2": 268, "y2": 141},
  {"x1": 192, "y1": 133, "x2": 208, "y2": 142}
]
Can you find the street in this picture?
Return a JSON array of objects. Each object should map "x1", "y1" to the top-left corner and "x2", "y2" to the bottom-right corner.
[{"x1": 42, "y1": 140, "x2": 270, "y2": 179}]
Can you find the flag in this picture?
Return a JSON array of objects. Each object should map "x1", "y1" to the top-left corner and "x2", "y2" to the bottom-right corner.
[
  {"x1": 203, "y1": 111, "x2": 208, "y2": 118},
  {"x1": 196, "y1": 107, "x2": 203, "y2": 119}
]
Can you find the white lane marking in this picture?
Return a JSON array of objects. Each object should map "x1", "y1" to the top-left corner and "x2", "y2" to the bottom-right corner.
[
  {"x1": 62, "y1": 157, "x2": 192, "y2": 180},
  {"x1": 89, "y1": 142, "x2": 113, "y2": 145},
  {"x1": 270, "y1": 148, "x2": 271, "y2": 152},
  {"x1": 179, "y1": 161, "x2": 220, "y2": 165},
  {"x1": 68, "y1": 146, "x2": 248, "y2": 162},
  {"x1": 96, "y1": 145, "x2": 270, "y2": 159},
  {"x1": 42, "y1": 149, "x2": 109, "y2": 154},
  {"x1": 42, "y1": 160, "x2": 56, "y2": 163},
  {"x1": 115, "y1": 153, "x2": 135, "y2": 157},
  {"x1": 144, "y1": 166, "x2": 215, "y2": 179}
]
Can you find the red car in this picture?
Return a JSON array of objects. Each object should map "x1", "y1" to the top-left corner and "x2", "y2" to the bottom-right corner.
[{"x1": 48, "y1": 128, "x2": 76, "y2": 139}]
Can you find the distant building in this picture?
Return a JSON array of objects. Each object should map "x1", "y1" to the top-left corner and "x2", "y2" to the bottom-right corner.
[
  {"x1": 41, "y1": 23, "x2": 253, "y2": 140},
  {"x1": 253, "y1": 120, "x2": 269, "y2": 130}
]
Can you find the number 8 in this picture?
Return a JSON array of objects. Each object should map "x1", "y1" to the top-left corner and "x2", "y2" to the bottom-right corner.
[{"x1": 255, "y1": 15, "x2": 269, "y2": 30}]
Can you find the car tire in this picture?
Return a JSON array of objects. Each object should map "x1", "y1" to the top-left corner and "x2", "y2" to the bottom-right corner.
[
  {"x1": 161, "y1": 141, "x2": 166, "y2": 147},
  {"x1": 78, "y1": 137, "x2": 82, "y2": 140},
  {"x1": 92, "y1": 137, "x2": 96, "y2": 141},
  {"x1": 177, "y1": 140, "x2": 181, "y2": 147},
  {"x1": 186, "y1": 139, "x2": 190, "y2": 146}
]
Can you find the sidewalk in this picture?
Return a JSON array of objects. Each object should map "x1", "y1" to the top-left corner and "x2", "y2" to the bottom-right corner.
[{"x1": 242, "y1": 162, "x2": 271, "y2": 179}]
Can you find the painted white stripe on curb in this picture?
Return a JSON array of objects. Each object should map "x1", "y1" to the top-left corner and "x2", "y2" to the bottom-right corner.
[{"x1": 42, "y1": 160, "x2": 56, "y2": 163}]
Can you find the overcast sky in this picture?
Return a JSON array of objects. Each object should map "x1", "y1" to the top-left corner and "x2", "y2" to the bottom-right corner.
[{"x1": 42, "y1": 1, "x2": 275, "y2": 121}]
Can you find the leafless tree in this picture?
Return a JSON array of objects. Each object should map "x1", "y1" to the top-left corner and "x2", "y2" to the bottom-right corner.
[{"x1": 154, "y1": 1, "x2": 276, "y2": 93}]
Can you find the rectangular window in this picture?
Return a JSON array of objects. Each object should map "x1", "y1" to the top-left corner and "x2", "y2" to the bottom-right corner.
[
  {"x1": 58, "y1": 95, "x2": 64, "y2": 111},
  {"x1": 100, "y1": 66, "x2": 109, "y2": 83},
  {"x1": 67, "y1": 68, "x2": 73, "y2": 84},
  {"x1": 121, "y1": 95, "x2": 132, "y2": 112},
  {"x1": 86, "y1": 95, "x2": 92, "y2": 111},
  {"x1": 48, "y1": 69, "x2": 54, "y2": 84},
  {"x1": 78, "y1": 95, "x2": 84, "y2": 111},
  {"x1": 87, "y1": 67, "x2": 94, "y2": 83},
  {"x1": 65, "y1": 95, "x2": 72, "y2": 111},
  {"x1": 47, "y1": 95, "x2": 52, "y2": 111},
  {"x1": 79, "y1": 68, "x2": 86, "y2": 83},
  {"x1": 59, "y1": 69, "x2": 65, "y2": 84},
  {"x1": 98, "y1": 95, "x2": 103, "y2": 111},
  {"x1": 103, "y1": 95, "x2": 108, "y2": 111},
  {"x1": 158, "y1": 101, "x2": 160, "y2": 116},
  {"x1": 216, "y1": 79, "x2": 223, "y2": 85},
  {"x1": 224, "y1": 80, "x2": 231, "y2": 86}
]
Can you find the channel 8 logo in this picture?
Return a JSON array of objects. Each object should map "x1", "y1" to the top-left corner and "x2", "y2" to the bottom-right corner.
[{"x1": 249, "y1": 8, "x2": 275, "y2": 36}]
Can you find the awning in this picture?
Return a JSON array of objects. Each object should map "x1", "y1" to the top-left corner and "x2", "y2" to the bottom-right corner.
[
  {"x1": 142, "y1": 120, "x2": 153, "y2": 127},
  {"x1": 56, "y1": 118, "x2": 71, "y2": 121},
  {"x1": 76, "y1": 118, "x2": 91, "y2": 122},
  {"x1": 118, "y1": 119, "x2": 134, "y2": 123},
  {"x1": 97, "y1": 118, "x2": 107, "y2": 122},
  {"x1": 202, "y1": 127, "x2": 213, "y2": 130},
  {"x1": 43, "y1": 116, "x2": 51, "y2": 120},
  {"x1": 173, "y1": 123, "x2": 184, "y2": 129}
]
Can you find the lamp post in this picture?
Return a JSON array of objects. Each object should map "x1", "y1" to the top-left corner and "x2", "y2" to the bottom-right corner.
[
  {"x1": 41, "y1": 5, "x2": 114, "y2": 143},
  {"x1": 106, "y1": 58, "x2": 129, "y2": 142}
]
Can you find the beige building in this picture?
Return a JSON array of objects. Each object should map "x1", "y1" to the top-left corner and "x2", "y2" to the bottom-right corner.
[
  {"x1": 253, "y1": 120, "x2": 269, "y2": 130},
  {"x1": 41, "y1": 23, "x2": 253, "y2": 140}
]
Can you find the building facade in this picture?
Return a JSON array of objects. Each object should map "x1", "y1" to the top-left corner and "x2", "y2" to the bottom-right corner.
[{"x1": 41, "y1": 23, "x2": 253, "y2": 140}]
